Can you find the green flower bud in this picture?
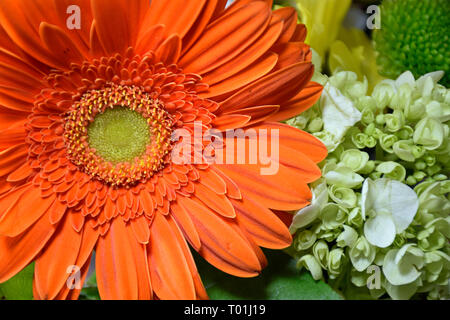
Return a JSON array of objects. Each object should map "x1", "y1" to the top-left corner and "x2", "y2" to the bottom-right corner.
[
  {"x1": 385, "y1": 110, "x2": 405, "y2": 133},
  {"x1": 376, "y1": 114, "x2": 386, "y2": 125},
  {"x1": 352, "y1": 133, "x2": 368, "y2": 149},
  {"x1": 411, "y1": 145, "x2": 426, "y2": 159},
  {"x1": 413, "y1": 117, "x2": 446, "y2": 150},
  {"x1": 297, "y1": 255, "x2": 323, "y2": 281},
  {"x1": 432, "y1": 174, "x2": 447, "y2": 181},
  {"x1": 307, "y1": 117, "x2": 324, "y2": 133},
  {"x1": 340, "y1": 149, "x2": 370, "y2": 173},
  {"x1": 365, "y1": 136, "x2": 377, "y2": 148},
  {"x1": 373, "y1": 81, "x2": 395, "y2": 109},
  {"x1": 328, "y1": 185, "x2": 357, "y2": 208},
  {"x1": 361, "y1": 107, "x2": 375, "y2": 126},
  {"x1": 393, "y1": 140, "x2": 416, "y2": 162},
  {"x1": 396, "y1": 126, "x2": 414, "y2": 140},
  {"x1": 426, "y1": 164, "x2": 442, "y2": 177},
  {"x1": 369, "y1": 171, "x2": 383, "y2": 180},
  {"x1": 406, "y1": 176, "x2": 417, "y2": 186},
  {"x1": 424, "y1": 251, "x2": 450, "y2": 283},
  {"x1": 324, "y1": 166, "x2": 364, "y2": 189},
  {"x1": 423, "y1": 155, "x2": 436, "y2": 167},
  {"x1": 356, "y1": 96, "x2": 377, "y2": 113},
  {"x1": 345, "y1": 78, "x2": 369, "y2": 102},
  {"x1": 312, "y1": 240, "x2": 329, "y2": 270},
  {"x1": 364, "y1": 123, "x2": 376, "y2": 136},
  {"x1": 417, "y1": 227, "x2": 446, "y2": 251},
  {"x1": 380, "y1": 134, "x2": 398, "y2": 153},
  {"x1": 375, "y1": 161, "x2": 406, "y2": 181},
  {"x1": 413, "y1": 171, "x2": 426, "y2": 181},
  {"x1": 337, "y1": 225, "x2": 358, "y2": 248},
  {"x1": 350, "y1": 236, "x2": 377, "y2": 272},
  {"x1": 320, "y1": 203, "x2": 347, "y2": 229},
  {"x1": 328, "y1": 248, "x2": 346, "y2": 279},
  {"x1": 347, "y1": 207, "x2": 364, "y2": 229},
  {"x1": 359, "y1": 160, "x2": 376, "y2": 175},
  {"x1": 404, "y1": 99, "x2": 426, "y2": 122},
  {"x1": 415, "y1": 161, "x2": 427, "y2": 171},
  {"x1": 294, "y1": 229, "x2": 317, "y2": 251}
]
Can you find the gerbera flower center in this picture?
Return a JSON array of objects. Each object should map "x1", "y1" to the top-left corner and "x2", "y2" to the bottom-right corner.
[
  {"x1": 63, "y1": 84, "x2": 174, "y2": 187},
  {"x1": 87, "y1": 106, "x2": 151, "y2": 164}
]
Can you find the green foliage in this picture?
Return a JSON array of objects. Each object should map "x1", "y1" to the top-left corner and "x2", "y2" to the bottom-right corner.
[
  {"x1": 195, "y1": 249, "x2": 343, "y2": 300},
  {"x1": 0, "y1": 263, "x2": 34, "y2": 300}
]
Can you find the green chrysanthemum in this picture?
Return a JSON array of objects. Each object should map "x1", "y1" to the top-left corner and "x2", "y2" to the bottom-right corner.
[{"x1": 374, "y1": 0, "x2": 450, "y2": 86}]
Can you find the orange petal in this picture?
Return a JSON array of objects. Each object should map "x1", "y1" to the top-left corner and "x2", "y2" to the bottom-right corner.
[
  {"x1": 166, "y1": 216, "x2": 208, "y2": 300},
  {"x1": 180, "y1": 1, "x2": 271, "y2": 74},
  {"x1": 267, "y1": 82, "x2": 323, "y2": 122},
  {"x1": 215, "y1": 162, "x2": 312, "y2": 211},
  {"x1": 219, "y1": 62, "x2": 314, "y2": 112},
  {"x1": 272, "y1": 42, "x2": 311, "y2": 70},
  {"x1": 212, "y1": 114, "x2": 251, "y2": 131},
  {"x1": 177, "y1": 196, "x2": 262, "y2": 277},
  {"x1": 255, "y1": 122, "x2": 328, "y2": 163},
  {"x1": 95, "y1": 218, "x2": 139, "y2": 300},
  {"x1": 0, "y1": 0, "x2": 61, "y2": 68},
  {"x1": 201, "y1": 18, "x2": 283, "y2": 84},
  {"x1": 224, "y1": 105, "x2": 280, "y2": 127},
  {"x1": 130, "y1": 214, "x2": 150, "y2": 244},
  {"x1": 126, "y1": 226, "x2": 152, "y2": 300},
  {"x1": 0, "y1": 211, "x2": 56, "y2": 283},
  {"x1": 154, "y1": 34, "x2": 181, "y2": 65},
  {"x1": 292, "y1": 24, "x2": 307, "y2": 42},
  {"x1": 170, "y1": 201, "x2": 201, "y2": 251},
  {"x1": 200, "y1": 52, "x2": 278, "y2": 98},
  {"x1": 232, "y1": 197, "x2": 292, "y2": 249},
  {"x1": 198, "y1": 169, "x2": 227, "y2": 195},
  {"x1": 182, "y1": 0, "x2": 224, "y2": 54},
  {"x1": 34, "y1": 214, "x2": 83, "y2": 300},
  {"x1": 148, "y1": 213, "x2": 195, "y2": 300},
  {"x1": 39, "y1": 22, "x2": 86, "y2": 69},
  {"x1": 142, "y1": 0, "x2": 207, "y2": 39},
  {"x1": 0, "y1": 183, "x2": 56, "y2": 237},
  {"x1": 194, "y1": 183, "x2": 236, "y2": 218},
  {"x1": 135, "y1": 24, "x2": 165, "y2": 56},
  {"x1": 90, "y1": 0, "x2": 133, "y2": 54},
  {"x1": 0, "y1": 62, "x2": 42, "y2": 92},
  {"x1": 6, "y1": 161, "x2": 33, "y2": 182},
  {"x1": 271, "y1": 7, "x2": 298, "y2": 44}
]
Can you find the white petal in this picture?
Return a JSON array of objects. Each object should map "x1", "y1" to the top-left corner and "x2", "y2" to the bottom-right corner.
[
  {"x1": 364, "y1": 213, "x2": 396, "y2": 248},
  {"x1": 395, "y1": 71, "x2": 415, "y2": 88},
  {"x1": 320, "y1": 83, "x2": 362, "y2": 142},
  {"x1": 383, "y1": 248, "x2": 423, "y2": 286}
]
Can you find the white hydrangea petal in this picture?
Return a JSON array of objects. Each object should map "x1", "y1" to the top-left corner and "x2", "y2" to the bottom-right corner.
[
  {"x1": 383, "y1": 247, "x2": 423, "y2": 285},
  {"x1": 385, "y1": 180, "x2": 419, "y2": 233},
  {"x1": 384, "y1": 280, "x2": 419, "y2": 300},
  {"x1": 320, "y1": 83, "x2": 362, "y2": 142},
  {"x1": 337, "y1": 225, "x2": 358, "y2": 247},
  {"x1": 324, "y1": 166, "x2": 364, "y2": 188},
  {"x1": 289, "y1": 182, "x2": 328, "y2": 232},
  {"x1": 395, "y1": 71, "x2": 415, "y2": 88},
  {"x1": 363, "y1": 179, "x2": 418, "y2": 233},
  {"x1": 364, "y1": 213, "x2": 396, "y2": 248},
  {"x1": 417, "y1": 71, "x2": 445, "y2": 85}
]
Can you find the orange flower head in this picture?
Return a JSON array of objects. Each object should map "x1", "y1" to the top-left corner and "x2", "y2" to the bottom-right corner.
[{"x1": 0, "y1": 0, "x2": 327, "y2": 300}]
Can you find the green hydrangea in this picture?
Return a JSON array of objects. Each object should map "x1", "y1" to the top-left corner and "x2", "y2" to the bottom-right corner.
[
  {"x1": 373, "y1": 0, "x2": 450, "y2": 86},
  {"x1": 287, "y1": 70, "x2": 450, "y2": 300}
]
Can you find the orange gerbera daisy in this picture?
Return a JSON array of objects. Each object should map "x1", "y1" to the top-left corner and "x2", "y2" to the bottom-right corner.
[{"x1": 0, "y1": 0, "x2": 326, "y2": 300}]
